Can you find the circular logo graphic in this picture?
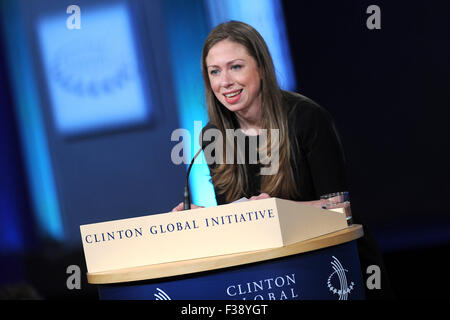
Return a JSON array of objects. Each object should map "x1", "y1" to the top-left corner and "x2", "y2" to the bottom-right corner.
[{"x1": 327, "y1": 256, "x2": 355, "y2": 300}]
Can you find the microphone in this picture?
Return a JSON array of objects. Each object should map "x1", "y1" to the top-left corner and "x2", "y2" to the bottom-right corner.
[{"x1": 184, "y1": 147, "x2": 204, "y2": 210}]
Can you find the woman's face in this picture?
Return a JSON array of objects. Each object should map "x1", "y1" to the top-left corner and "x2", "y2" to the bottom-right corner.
[{"x1": 206, "y1": 39, "x2": 262, "y2": 116}]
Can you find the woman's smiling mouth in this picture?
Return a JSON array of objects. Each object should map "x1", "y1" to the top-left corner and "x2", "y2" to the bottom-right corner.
[{"x1": 223, "y1": 89, "x2": 243, "y2": 103}]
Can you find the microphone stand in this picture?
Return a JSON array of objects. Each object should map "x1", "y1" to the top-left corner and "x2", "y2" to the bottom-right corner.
[{"x1": 184, "y1": 148, "x2": 203, "y2": 210}]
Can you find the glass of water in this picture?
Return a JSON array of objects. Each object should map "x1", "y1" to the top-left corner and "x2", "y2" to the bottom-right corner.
[{"x1": 320, "y1": 191, "x2": 352, "y2": 225}]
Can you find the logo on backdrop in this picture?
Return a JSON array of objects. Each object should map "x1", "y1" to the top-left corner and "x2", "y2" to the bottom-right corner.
[
  {"x1": 327, "y1": 256, "x2": 355, "y2": 300},
  {"x1": 154, "y1": 288, "x2": 171, "y2": 300}
]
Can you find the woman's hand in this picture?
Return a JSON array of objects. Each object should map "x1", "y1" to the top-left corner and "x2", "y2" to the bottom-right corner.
[
  {"x1": 172, "y1": 192, "x2": 270, "y2": 212},
  {"x1": 171, "y1": 202, "x2": 204, "y2": 212},
  {"x1": 248, "y1": 193, "x2": 271, "y2": 201},
  {"x1": 324, "y1": 201, "x2": 352, "y2": 220},
  {"x1": 299, "y1": 199, "x2": 324, "y2": 209},
  {"x1": 300, "y1": 198, "x2": 352, "y2": 220}
]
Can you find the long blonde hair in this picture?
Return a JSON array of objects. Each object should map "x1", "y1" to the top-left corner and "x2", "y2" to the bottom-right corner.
[{"x1": 201, "y1": 21, "x2": 299, "y2": 203}]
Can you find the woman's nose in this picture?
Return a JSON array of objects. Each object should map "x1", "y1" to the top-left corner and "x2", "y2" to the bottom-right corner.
[{"x1": 220, "y1": 71, "x2": 233, "y2": 87}]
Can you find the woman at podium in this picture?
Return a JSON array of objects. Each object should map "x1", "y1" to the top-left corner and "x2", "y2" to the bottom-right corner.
[
  {"x1": 171, "y1": 20, "x2": 346, "y2": 209},
  {"x1": 173, "y1": 20, "x2": 393, "y2": 299}
]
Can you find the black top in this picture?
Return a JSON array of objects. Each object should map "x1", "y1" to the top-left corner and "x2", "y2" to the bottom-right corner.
[{"x1": 202, "y1": 90, "x2": 348, "y2": 204}]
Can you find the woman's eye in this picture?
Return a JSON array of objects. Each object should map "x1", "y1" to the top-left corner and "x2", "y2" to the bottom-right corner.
[
  {"x1": 210, "y1": 69, "x2": 219, "y2": 76},
  {"x1": 231, "y1": 64, "x2": 242, "y2": 70}
]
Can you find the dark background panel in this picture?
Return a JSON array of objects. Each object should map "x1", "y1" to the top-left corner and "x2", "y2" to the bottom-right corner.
[
  {"x1": 282, "y1": 0, "x2": 450, "y2": 241},
  {"x1": 282, "y1": 0, "x2": 450, "y2": 299}
]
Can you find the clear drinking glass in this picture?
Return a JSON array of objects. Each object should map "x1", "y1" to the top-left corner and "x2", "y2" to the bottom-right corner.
[{"x1": 320, "y1": 191, "x2": 352, "y2": 225}]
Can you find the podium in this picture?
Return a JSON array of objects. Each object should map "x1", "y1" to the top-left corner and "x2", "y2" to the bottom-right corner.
[{"x1": 81, "y1": 198, "x2": 365, "y2": 300}]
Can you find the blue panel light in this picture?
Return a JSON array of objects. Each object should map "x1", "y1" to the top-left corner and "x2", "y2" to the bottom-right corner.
[
  {"x1": 163, "y1": 0, "x2": 217, "y2": 207},
  {"x1": 36, "y1": 2, "x2": 150, "y2": 136},
  {"x1": 1, "y1": 0, "x2": 63, "y2": 240}
]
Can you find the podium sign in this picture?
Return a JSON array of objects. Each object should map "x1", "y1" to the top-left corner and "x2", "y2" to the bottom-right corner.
[
  {"x1": 97, "y1": 240, "x2": 365, "y2": 300},
  {"x1": 80, "y1": 198, "x2": 347, "y2": 273}
]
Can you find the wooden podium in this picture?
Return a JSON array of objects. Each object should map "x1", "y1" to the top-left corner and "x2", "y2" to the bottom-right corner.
[{"x1": 81, "y1": 198, "x2": 365, "y2": 300}]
